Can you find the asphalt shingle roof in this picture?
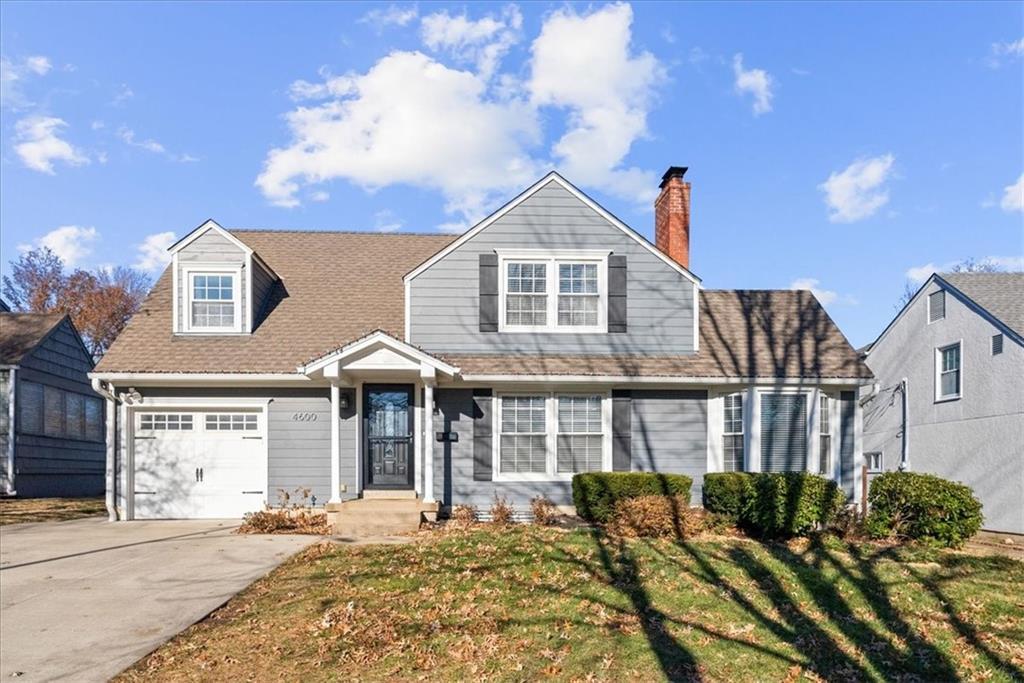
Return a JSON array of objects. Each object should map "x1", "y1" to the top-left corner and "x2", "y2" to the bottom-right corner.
[
  {"x1": 942, "y1": 272, "x2": 1024, "y2": 336},
  {"x1": 95, "y1": 231, "x2": 871, "y2": 380},
  {"x1": 0, "y1": 312, "x2": 67, "y2": 365}
]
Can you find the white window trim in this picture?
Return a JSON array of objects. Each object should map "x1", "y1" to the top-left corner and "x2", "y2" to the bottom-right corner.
[
  {"x1": 496, "y1": 249, "x2": 610, "y2": 334},
  {"x1": 926, "y1": 289, "x2": 945, "y2": 325},
  {"x1": 866, "y1": 451, "x2": 883, "y2": 473},
  {"x1": 181, "y1": 264, "x2": 244, "y2": 334},
  {"x1": 722, "y1": 392, "x2": 745, "y2": 472},
  {"x1": 492, "y1": 390, "x2": 612, "y2": 482},
  {"x1": 934, "y1": 340, "x2": 963, "y2": 402}
]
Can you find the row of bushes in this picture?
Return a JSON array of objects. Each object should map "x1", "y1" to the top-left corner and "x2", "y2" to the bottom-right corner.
[
  {"x1": 865, "y1": 471, "x2": 982, "y2": 547},
  {"x1": 702, "y1": 472, "x2": 846, "y2": 537}
]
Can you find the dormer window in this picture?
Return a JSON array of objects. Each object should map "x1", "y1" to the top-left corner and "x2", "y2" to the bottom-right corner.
[
  {"x1": 183, "y1": 266, "x2": 242, "y2": 333},
  {"x1": 498, "y1": 250, "x2": 608, "y2": 333}
]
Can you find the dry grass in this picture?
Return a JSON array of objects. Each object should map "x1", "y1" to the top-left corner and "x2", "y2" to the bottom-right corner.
[
  {"x1": 117, "y1": 525, "x2": 1024, "y2": 682},
  {"x1": 0, "y1": 497, "x2": 106, "y2": 525}
]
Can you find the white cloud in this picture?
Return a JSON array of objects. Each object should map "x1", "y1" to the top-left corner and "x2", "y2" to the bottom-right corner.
[
  {"x1": 118, "y1": 126, "x2": 198, "y2": 162},
  {"x1": 732, "y1": 53, "x2": 774, "y2": 115},
  {"x1": 13, "y1": 116, "x2": 89, "y2": 174},
  {"x1": 529, "y1": 3, "x2": 665, "y2": 202},
  {"x1": 988, "y1": 255, "x2": 1024, "y2": 271},
  {"x1": 1, "y1": 55, "x2": 52, "y2": 109},
  {"x1": 906, "y1": 255, "x2": 1024, "y2": 284},
  {"x1": 256, "y1": 50, "x2": 540, "y2": 221},
  {"x1": 359, "y1": 4, "x2": 418, "y2": 32},
  {"x1": 111, "y1": 84, "x2": 134, "y2": 106},
  {"x1": 905, "y1": 264, "x2": 938, "y2": 284},
  {"x1": 986, "y1": 38, "x2": 1024, "y2": 68},
  {"x1": 687, "y1": 47, "x2": 708, "y2": 66},
  {"x1": 374, "y1": 209, "x2": 404, "y2": 233},
  {"x1": 421, "y1": 5, "x2": 522, "y2": 80},
  {"x1": 1000, "y1": 173, "x2": 1023, "y2": 213},
  {"x1": 18, "y1": 225, "x2": 99, "y2": 267},
  {"x1": 818, "y1": 153, "x2": 896, "y2": 223},
  {"x1": 789, "y1": 278, "x2": 838, "y2": 306},
  {"x1": 134, "y1": 231, "x2": 176, "y2": 272},
  {"x1": 309, "y1": 190, "x2": 330, "y2": 202},
  {"x1": 258, "y1": 3, "x2": 664, "y2": 223}
]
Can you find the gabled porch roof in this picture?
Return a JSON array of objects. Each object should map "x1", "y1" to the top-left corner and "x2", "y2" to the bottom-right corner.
[{"x1": 298, "y1": 330, "x2": 460, "y2": 380}]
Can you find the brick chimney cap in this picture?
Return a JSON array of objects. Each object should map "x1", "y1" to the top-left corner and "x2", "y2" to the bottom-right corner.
[{"x1": 659, "y1": 166, "x2": 689, "y2": 188}]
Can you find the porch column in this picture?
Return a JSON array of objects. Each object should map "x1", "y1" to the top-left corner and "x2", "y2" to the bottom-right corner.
[
  {"x1": 422, "y1": 380, "x2": 435, "y2": 503},
  {"x1": 329, "y1": 381, "x2": 342, "y2": 503}
]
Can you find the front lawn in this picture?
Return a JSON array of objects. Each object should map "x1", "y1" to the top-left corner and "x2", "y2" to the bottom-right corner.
[
  {"x1": 120, "y1": 526, "x2": 1024, "y2": 682},
  {"x1": 0, "y1": 496, "x2": 106, "y2": 525}
]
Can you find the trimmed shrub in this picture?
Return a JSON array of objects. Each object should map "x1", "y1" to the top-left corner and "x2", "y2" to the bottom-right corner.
[
  {"x1": 489, "y1": 495, "x2": 514, "y2": 526},
  {"x1": 530, "y1": 496, "x2": 558, "y2": 526},
  {"x1": 865, "y1": 471, "x2": 982, "y2": 548},
  {"x1": 572, "y1": 472, "x2": 692, "y2": 523},
  {"x1": 607, "y1": 495, "x2": 703, "y2": 538},
  {"x1": 702, "y1": 472, "x2": 754, "y2": 521},
  {"x1": 740, "y1": 472, "x2": 845, "y2": 537}
]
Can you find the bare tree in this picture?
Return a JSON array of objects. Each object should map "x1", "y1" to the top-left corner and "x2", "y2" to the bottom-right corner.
[
  {"x1": 3, "y1": 248, "x2": 151, "y2": 357},
  {"x1": 894, "y1": 257, "x2": 1003, "y2": 310}
]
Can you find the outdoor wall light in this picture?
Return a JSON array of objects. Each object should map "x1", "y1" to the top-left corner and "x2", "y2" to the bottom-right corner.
[{"x1": 338, "y1": 394, "x2": 350, "y2": 410}]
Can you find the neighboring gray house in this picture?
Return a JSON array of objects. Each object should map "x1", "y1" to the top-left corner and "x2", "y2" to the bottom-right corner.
[
  {"x1": 91, "y1": 168, "x2": 872, "y2": 531},
  {"x1": 1, "y1": 310, "x2": 105, "y2": 497},
  {"x1": 862, "y1": 272, "x2": 1024, "y2": 534}
]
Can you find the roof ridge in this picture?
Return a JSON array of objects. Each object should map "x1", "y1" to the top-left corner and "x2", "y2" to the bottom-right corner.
[{"x1": 229, "y1": 228, "x2": 456, "y2": 238}]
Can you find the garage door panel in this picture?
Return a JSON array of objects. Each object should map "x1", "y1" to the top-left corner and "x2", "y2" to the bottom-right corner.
[{"x1": 133, "y1": 410, "x2": 266, "y2": 519}]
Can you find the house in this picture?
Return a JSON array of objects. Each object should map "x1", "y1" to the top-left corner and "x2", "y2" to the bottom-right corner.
[
  {"x1": 90, "y1": 168, "x2": 872, "y2": 531},
  {"x1": 862, "y1": 272, "x2": 1024, "y2": 535},
  {"x1": 1, "y1": 309, "x2": 106, "y2": 498}
]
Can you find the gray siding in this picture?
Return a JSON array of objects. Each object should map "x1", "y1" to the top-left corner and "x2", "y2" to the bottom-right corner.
[
  {"x1": 11, "y1": 319, "x2": 104, "y2": 498},
  {"x1": 410, "y1": 181, "x2": 696, "y2": 355},
  {"x1": 629, "y1": 390, "x2": 709, "y2": 503},
  {"x1": 863, "y1": 279, "x2": 1024, "y2": 534},
  {"x1": 1, "y1": 369, "x2": 10, "y2": 492},
  {"x1": 133, "y1": 387, "x2": 357, "y2": 508},
  {"x1": 432, "y1": 388, "x2": 709, "y2": 511},
  {"x1": 251, "y1": 261, "x2": 276, "y2": 326},
  {"x1": 175, "y1": 229, "x2": 249, "y2": 333}
]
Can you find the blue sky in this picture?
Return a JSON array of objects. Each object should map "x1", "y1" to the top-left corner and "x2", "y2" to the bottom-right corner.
[{"x1": 1, "y1": 1, "x2": 1021, "y2": 346}]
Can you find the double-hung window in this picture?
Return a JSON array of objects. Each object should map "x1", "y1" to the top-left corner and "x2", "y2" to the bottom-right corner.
[
  {"x1": 496, "y1": 393, "x2": 609, "y2": 479},
  {"x1": 185, "y1": 267, "x2": 241, "y2": 333},
  {"x1": 818, "y1": 395, "x2": 831, "y2": 475},
  {"x1": 936, "y1": 342, "x2": 961, "y2": 400},
  {"x1": 500, "y1": 252, "x2": 608, "y2": 332},
  {"x1": 722, "y1": 394, "x2": 744, "y2": 471}
]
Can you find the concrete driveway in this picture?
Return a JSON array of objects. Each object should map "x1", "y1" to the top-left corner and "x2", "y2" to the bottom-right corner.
[{"x1": 0, "y1": 518, "x2": 317, "y2": 682}]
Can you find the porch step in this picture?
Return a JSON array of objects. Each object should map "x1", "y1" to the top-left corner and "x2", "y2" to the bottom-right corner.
[
  {"x1": 361, "y1": 489, "x2": 418, "y2": 500},
  {"x1": 327, "y1": 497, "x2": 439, "y2": 537}
]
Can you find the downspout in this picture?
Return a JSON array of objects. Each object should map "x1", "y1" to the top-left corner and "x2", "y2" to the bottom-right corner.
[
  {"x1": 5, "y1": 367, "x2": 16, "y2": 496},
  {"x1": 92, "y1": 377, "x2": 119, "y2": 521},
  {"x1": 899, "y1": 378, "x2": 910, "y2": 471}
]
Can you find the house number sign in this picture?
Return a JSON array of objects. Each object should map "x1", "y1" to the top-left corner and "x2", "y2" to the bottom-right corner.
[{"x1": 291, "y1": 412, "x2": 318, "y2": 422}]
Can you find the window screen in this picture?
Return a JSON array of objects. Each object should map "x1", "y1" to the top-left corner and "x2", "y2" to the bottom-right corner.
[
  {"x1": 723, "y1": 394, "x2": 744, "y2": 472},
  {"x1": 760, "y1": 394, "x2": 807, "y2": 472},
  {"x1": 556, "y1": 395, "x2": 603, "y2": 473},
  {"x1": 499, "y1": 396, "x2": 547, "y2": 474},
  {"x1": 19, "y1": 381, "x2": 43, "y2": 434},
  {"x1": 938, "y1": 343, "x2": 961, "y2": 398},
  {"x1": 928, "y1": 290, "x2": 945, "y2": 323},
  {"x1": 65, "y1": 392, "x2": 85, "y2": 440},
  {"x1": 43, "y1": 385, "x2": 64, "y2": 437},
  {"x1": 505, "y1": 263, "x2": 547, "y2": 327}
]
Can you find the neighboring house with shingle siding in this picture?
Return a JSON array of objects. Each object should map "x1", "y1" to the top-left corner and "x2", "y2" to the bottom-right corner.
[
  {"x1": 1, "y1": 310, "x2": 105, "y2": 497},
  {"x1": 90, "y1": 168, "x2": 872, "y2": 529},
  {"x1": 862, "y1": 272, "x2": 1024, "y2": 535}
]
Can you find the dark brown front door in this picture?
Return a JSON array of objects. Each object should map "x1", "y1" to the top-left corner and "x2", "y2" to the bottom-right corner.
[{"x1": 363, "y1": 384, "x2": 414, "y2": 489}]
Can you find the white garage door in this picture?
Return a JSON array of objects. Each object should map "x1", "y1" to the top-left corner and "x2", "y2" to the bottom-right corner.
[{"x1": 133, "y1": 410, "x2": 266, "y2": 519}]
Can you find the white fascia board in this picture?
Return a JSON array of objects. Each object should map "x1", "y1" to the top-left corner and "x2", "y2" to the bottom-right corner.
[
  {"x1": 403, "y1": 171, "x2": 702, "y2": 286},
  {"x1": 168, "y1": 219, "x2": 252, "y2": 256},
  {"x1": 457, "y1": 374, "x2": 866, "y2": 386},
  {"x1": 299, "y1": 331, "x2": 459, "y2": 376},
  {"x1": 88, "y1": 372, "x2": 314, "y2": 386},
  {"x1": 864, "y1": 274, "x2": 937, "y2": 358}
]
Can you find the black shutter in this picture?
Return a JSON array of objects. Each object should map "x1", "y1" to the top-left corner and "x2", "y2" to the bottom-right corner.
[
  {"x1": 612, "y1": 389, "x2": 631, "y2": 471},
  {"x1": 472, "y1": 389, "x2": 493, "y2": 481},
  {"x1": 608, "y1": 254, "x2": 627, "y2": 333},
  {"x1": 479, "y1": 253, "x2": 499, "y2": 332},
  {"x1": 839, "y1": 391, "x2": 855, "y2": 497}
]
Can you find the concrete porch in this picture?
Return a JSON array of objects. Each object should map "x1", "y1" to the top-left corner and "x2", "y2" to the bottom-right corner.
[{"x1": 327, "y1": 490, "x2": 440, "y2": 537}]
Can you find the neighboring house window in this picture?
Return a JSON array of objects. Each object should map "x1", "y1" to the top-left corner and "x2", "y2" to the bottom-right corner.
[
  {"x1": 928, "y1": 290, "x2": 945, "y2": 323},
  {"x1": 497, "y1": 392, "x2": 608, "y2": 478},
  {"x1": 866, "y1": 452, "x2": 883, "y2": 473},
  {"x1": 723, "y1": 393, "x2": 744, "y2": 471},
  {"x1": 139, "y1": 413, "x2": 193, "y2": 431},
  {"x1": 936, "y1": 342, "x2": 961, "y2": 400},
  {"x1": 186, "y1": 270, "x2": 240, "y2": 332},
  {"x1": 205, "y1": 413, "x2": 258, "y2": 431},
  {"x1": 760, "y1": 393, "x2": 807, "y2": 472},
  {"x1": 505, "y1": 263, "x2": 547, "y2": 327},
  {"x1": 500, "y1": 252, "x2": 607, "y2": 332},
  {"x1": 499, "y1": 395, "x2": 547, "y2": 474},
  {"x1": 557, "y1": 395, "x2": 603, "y2": 473},
  {"x1": 818, "y1": 394, "x2": 831, "y2": 475},
  {"x1": 992, "y1": 333, "x2": 1003, "y2": 355},
  {"x1": 19, "y1": 380, "x2": 103, "y2": 442}
]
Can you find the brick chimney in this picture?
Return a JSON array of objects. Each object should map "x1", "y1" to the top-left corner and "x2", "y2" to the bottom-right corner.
[{"x1": 654, "y1": 166, "x2": 691, "y2": 269}]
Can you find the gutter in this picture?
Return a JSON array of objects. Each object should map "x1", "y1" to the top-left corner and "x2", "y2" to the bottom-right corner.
[
  {"x1": 4, "y1": 366, "x2": 16, "y2": 496},
  {"x1": 899, "y1": 377, "x2": 910, "y2": 471},
  {"x1": 91, "y1": 377, "x2": 119, "y2": 522}
]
